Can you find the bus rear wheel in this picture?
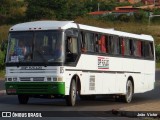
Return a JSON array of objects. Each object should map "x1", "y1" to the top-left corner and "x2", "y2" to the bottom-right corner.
[
  {"x1": 18, "y1": 95, "x2": 29, "y2": 104},
  {"x1": 122, "y1": 80, "x2": 133, "y2": 103},
  {"x1": 66, "y1": 80, "x2": 77, "y2": 106}
]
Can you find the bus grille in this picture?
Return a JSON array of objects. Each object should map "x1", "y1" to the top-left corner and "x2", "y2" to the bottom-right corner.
[
  {"x1": 17, "y1": 84, "x2": 48, "y2": 93},
  {"x1": 20, "y1": 77, "x2": 45, "y2": 82}
]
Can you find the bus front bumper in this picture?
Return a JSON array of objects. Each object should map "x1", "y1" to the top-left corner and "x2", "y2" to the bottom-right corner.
[{"x1": 5, "y1": 82, "x2": 65, "y2": 95}]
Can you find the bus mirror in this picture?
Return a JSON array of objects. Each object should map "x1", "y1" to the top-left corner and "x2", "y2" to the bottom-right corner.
[
  {"x1": 1, "y1": 40, "x2": 7, "y2": 51},
  {"x1": 66, "y1": 30, "x2": 78, "y2": 38}
]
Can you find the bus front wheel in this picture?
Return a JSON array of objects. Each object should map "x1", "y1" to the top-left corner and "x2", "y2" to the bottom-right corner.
[
  {"x1": 122, "y1": 80, "x2": 133, "y2": 103},
  {"x1": 66, "y1": 80, "x2": 77, "y2": 106},
  {"x1": 18, "y1": 95, "x2": 29, "y2": 104}
]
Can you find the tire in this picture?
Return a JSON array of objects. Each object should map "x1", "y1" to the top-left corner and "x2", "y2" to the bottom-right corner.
[
  {"x1": 18, "y1": 95, "x2": 29, "y2": 104},
  {"x1": 122, "y1": 80, "x2": 133, "y2": 103},
  {"x1": 66, "y1": 80, "x2": 77, "y2": 106}
]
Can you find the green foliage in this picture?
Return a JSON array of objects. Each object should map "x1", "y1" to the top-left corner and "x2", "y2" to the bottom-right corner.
[
  {"x1": 0, "y1": 70, "x2": 5, "y2": 78},
  {"x1": 117, "y1": 14, "x2": 131, "y2": 22},
  {"x1": 155, "y1": 44, "x2": 160, "y2": 62},
  {"x1": 133, "y1": 2, "x2": 144, "y2": 7},
  {"x1": 99, "y1": 14, "x2": 116, "y2": 21},
  {"x1": 0, "y1": 50, "x2": 5, "y2": 70},
  {"x1": 0, "y1": 0, "x2": 26, "y2": 25},
  {"x1": 25, "y1": 0, "x2": 87, "y2": 20},
  {"x1": 153, "y1": 8, "x2": 160, "y2": 15},
  {"x1": 133, "y1": 10, "x2": 148, "y2": 22},
  {"x1": 26, "y1": 5, "x2": 56, "y2": 20}
]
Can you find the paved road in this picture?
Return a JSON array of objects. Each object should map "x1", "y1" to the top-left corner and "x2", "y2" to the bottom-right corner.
[{"x1": 0, "y1": 70, "x2": 160, "y2": 119}]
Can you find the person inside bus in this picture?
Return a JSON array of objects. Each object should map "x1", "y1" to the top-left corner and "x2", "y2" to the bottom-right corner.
[
  {"x1": 53, "y1": 43, "x2": 63, "y2": 61},
  {"x1": 65, "y1": 37, "x2": 74, "y2": 62},
  {"x1": 14, "y1": 40, "x2": 30, "y2": 61},
  {"x1": 66, "y1": 37, "x2": 72, "y2": 54}
]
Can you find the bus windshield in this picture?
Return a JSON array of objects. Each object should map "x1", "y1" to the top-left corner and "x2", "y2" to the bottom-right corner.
[{"x1": 6, "y1": 31, "x2": 63, "y2": 63}]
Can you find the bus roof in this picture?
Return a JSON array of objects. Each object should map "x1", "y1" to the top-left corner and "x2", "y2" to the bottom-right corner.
[{"x1": 10, "y1": 21, "x2": 153, "y2": 41}]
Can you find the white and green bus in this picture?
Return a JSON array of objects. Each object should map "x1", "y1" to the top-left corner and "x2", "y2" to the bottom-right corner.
[{"x1": 4, "y1": 21, "x2": 155, "y2": 106}]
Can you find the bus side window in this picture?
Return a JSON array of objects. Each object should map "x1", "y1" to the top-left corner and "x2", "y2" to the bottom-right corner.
[
  {"x1": 80, "y1": 31, "x2": 86, "y2": 53},
  {"x1": 129, "y1": 39, "x2": 135, "y2": 56},
  {"x1": 113, "y1": 36, "x2": 120, "y2": 55},
  {"x1": 84, "y1": 32, "x2": 95, "y2": 52},
  {"x1": 133, "y1": 40, "x2": 140, "y2": 57},
  {"x1": 141, "y1": 41, "x2": 145, "y2": 57},
  {"x1": 138, "y1": 40, "x2": 142, "y2": 57},
  {"x1": 66, "y1": 37, "x2": 78, "y2": 62},
  {"x1": 95, "y1": 34, "x2": 99, "y2": 52},
  {"x1": 144, "y1": 41, "x2": 154, "y2": 59},
  {"x1": 120, "y1": 37, "x2": 125, "y2": 56},
  {"x1": 98, "y1": 35, "x2": 107, "y2": 53},
  {"x1": 124, "y1": 38, "x2": 130, "y2": 56},
  {"x1": 108, "y1": 36, "x2": 113, "y2": 54},
  {"x1": 150, "y1": 42, "x2": 154, "y2": 59}
]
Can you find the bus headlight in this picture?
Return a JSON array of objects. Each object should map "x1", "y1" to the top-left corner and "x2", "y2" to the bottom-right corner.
[
  {"x1": 13, "y1": 77, "x2": 17, "y2": 81},
  {"x1": 57, "y1": 77, "x2": 63, "y2": 82},
  {"x1": 47, "y1": 77, "x2": 52, "y2": 82},
  {"x1": 8, "y1": 78, "x2": 12, "y2": 81},
  {"x1": 53, "y1": 77, "x2": 63, "y2": 82},
  {"x1": 53, "y1": 78, "x2": 57, "y2": 82}
]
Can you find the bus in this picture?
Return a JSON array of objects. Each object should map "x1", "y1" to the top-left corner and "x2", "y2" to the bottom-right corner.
[{"x1": 4, "y1": 21, "x2": 155, "y2": 106}]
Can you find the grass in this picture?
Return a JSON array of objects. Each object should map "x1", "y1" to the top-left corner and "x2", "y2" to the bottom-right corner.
[
  {"x1": 0, "y1": 70, "x2": 5, "y2": 79},
  {"x1": 156, "y1": 62, "x2": 160, "y2": 69}
]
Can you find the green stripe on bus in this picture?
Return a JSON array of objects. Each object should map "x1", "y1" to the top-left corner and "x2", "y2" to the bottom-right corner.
[{"x1": 5, "y1": 82, "x2": 65, "y2": 95}]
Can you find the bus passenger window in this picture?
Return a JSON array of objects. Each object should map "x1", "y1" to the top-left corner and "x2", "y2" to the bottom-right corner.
[
  {"x1": 144, "y1": 42, "x2": 154, "y2": 59},
  {"x1": 66, "y1": 37, "x2": 78, "y2": 62},
  {"x1": 124, "y1": 38, "x2": 130, "y2": 56},
  {"x1": 108, "y1": 36, "x2": 113, "y2": 54},
  {"x1": 80, "y1": 31, "x2": 86, "y2": 53},
  {"x1": 129, "y1": 39, "x2": 135, "y2": 56},
  {"x1": 84, "y1": 32, "x2": 94, "y2": 52},
  {"x1": 113, "y1": 36, "x2": 120, "y2": 55},
  {"x1": 138, "y1": 41, "x2": 142, "y2": 57},
  {"x1": 133, "y1": 40, "x2": 142, "y2": 57},
  {"x1": 120, "y1": 38, "x2": 125, "y2": 56},
  {"x1": 98, "y1": 35, "x2": 107, "y2": 53}
]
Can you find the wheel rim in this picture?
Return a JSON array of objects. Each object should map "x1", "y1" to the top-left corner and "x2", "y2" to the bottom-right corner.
[
  {"x1": 71, "y1": 83, "x2": 76, "y2": 104},
  {"x1": 126, "y1": 81, "x2": 132, "y2": 102}
]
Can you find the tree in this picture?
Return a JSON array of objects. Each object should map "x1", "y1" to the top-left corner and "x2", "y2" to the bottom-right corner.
[
  {"x1": 25, "y1": 0, "x2": 87, "y2": 20},
  {"x1": 134, "y1": 10, "x2": 147, "y2": 22},
  {"x1": 118, "y1": 14, "x2": 131, "y2": 22},
  {"x1": 0, "y1": 0, "x2": 26, "y2": 24}
]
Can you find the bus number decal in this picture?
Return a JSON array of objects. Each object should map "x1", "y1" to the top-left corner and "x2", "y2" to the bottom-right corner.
[{"x1": 98, "y1": 57, "x2": 109, "y2": 70}]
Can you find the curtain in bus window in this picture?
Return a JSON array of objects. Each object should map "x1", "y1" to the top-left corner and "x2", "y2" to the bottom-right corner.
[
  {"x1": 133, "y1": 40, "x2": 139, "y2": 57},
  {"x1": 99, "y1": 35, "x2": 106, "y2": 53},
  {"x1": 85, "y1": 33, "x2": 94, "y2": 52},
  {"x1": 69, "y1": 38, "x2": 78, "y2": 54},
  {"x1": 110, "y1": 36, "x2": 115, "y2": 54},
  {"x1": 138, "y1": 41, "x2": 142, "y2": 57},
  {"x1": 113, "y1": 36, "x2": 120, "y2": 55},
  {"x1": 124, "y1": 39, "x2": 130, "y2": 55},
  {"x1": 108, "y1": 36, "x2": 112, "y2": 54},
  {"x1": 149, "y1": 42, "x2": 154, "y2": 58},
  {"x1": 144, "y1": 42, "x2": 153, "y2": 59},
  {"x1": 121, "y1": 38, "x2": 125, "y2": 55}
]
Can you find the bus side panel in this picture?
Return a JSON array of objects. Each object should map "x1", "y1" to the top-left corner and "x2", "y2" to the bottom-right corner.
[
  {"x1": 144, "y1": 60, "x2": 155, "y2": 91},
  {"x1": 115, "y1": 73, "x2": 126, "y2": 94}
]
